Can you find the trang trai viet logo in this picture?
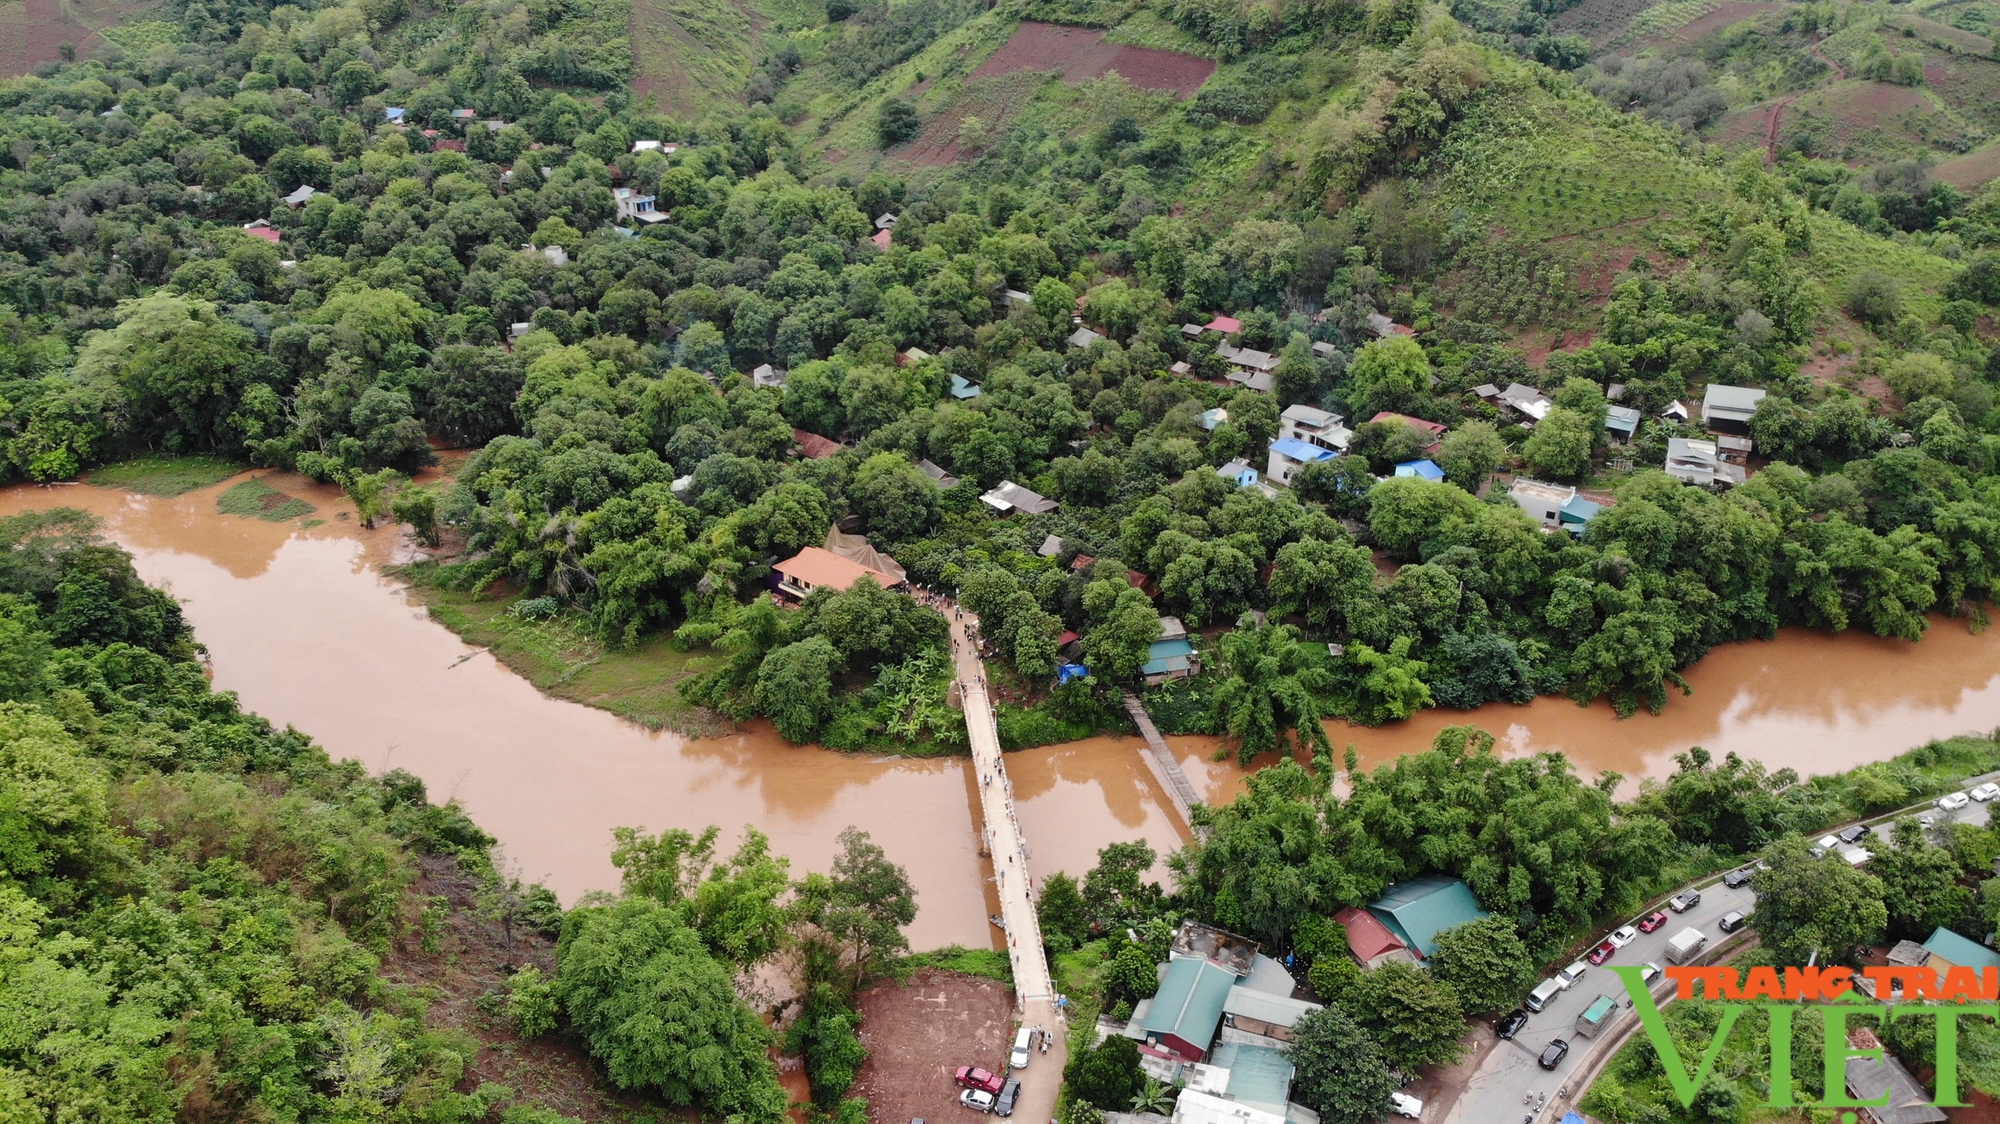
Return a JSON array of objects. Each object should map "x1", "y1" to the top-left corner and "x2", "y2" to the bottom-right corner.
[{"x1": 1611, "y1": 964, "x2": 2000, "y2": 1115}]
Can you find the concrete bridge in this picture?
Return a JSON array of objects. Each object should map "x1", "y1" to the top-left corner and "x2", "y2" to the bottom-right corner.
[{"x1": 947, "y1": 611, "x2": 1067, "y2": 1120}]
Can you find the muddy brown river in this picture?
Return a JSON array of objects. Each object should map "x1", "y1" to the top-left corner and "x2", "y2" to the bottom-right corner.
[{"x1": 9, "y1": 472, "x2": 2000, "y2": 948}]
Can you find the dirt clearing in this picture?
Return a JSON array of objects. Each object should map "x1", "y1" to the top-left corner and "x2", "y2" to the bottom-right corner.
[
  {"x1": 972, "y1": 21, "x2": 1214, "y2": 99},
  {"x1": 854, "y1": 968, "x2": 1017, "y2": 1124},
  {"x1": 0, "y1": 0, "x2": 156, "y2": 76}
]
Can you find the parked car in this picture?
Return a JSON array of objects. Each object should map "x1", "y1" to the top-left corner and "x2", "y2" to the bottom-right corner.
[
  {"x1": 1009, "y1": 1028, "x2": 1034, "y2": 1069},
  {"x1": 994, "y1": 1080, "x2": 1020, "y2": 1118},
  {"x1": 1640, "y1": 962, "x2": 1662, "y2": 986},
  {"x1": 1390, "y1": 1093, "x2": 1424, "y2": 1119},
  {"x1": 1719, "y1": 911, "x2": 1747, "y2": 933},
  {"x1": 1539, "y1": 1039, "x2": 1571, "y2": 1070},
  {"x1": 1638, "y1": 910, "x2": 1669, "y2": 933},
  {"x1": 1722, "y1": 868, "x2": 1753, "y2": 888},
  {"x1": 1587, "y1": 940, "x2": 1617, "y2": 965},
  {"x1": 1812, "y1": 834, "x2": 1840, "y2": 857},
  {"x1": 1838, "y1": 824, "x2": 1871, "y2": 844},
  {"x1": 955, "y1": 1068, "x2": 1003, "y2": 1095},
  {"x1": 1497, "y1": 1010, "x2": 1529, "y2": 1040},
  {"x1": 1939, "y1": 792, "x2": 1971, "y2": 812},
  {"x1": 1609, "y1": 925, "x2": 1638, "y2": 947},
  {"x1": 1557, "y1": 960, "x2": 1588, "y2": 989},
  {"x1": 1972, "y1": 782, "x2": 2000, "y2": 802},
  {"x1": 961, "y1": 1089, "x2": 996, "y2": 1114},
  {"x1": 1668, "y1": 890, "x2": 1701, "y2": 912},
  {"x1": 1526, "y1": 978, "x2": 1562, "y2": 1012}
]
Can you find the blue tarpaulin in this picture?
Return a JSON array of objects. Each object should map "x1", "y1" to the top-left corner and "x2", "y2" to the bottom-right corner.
[{"x1": 1056, "y1": 663, "x2": 1090, "y2": 685}]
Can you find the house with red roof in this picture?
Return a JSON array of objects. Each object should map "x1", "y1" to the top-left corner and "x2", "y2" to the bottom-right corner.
[
  {"x1": 1334, "y1": 906, "x2": 1414, "y2": 969},
  {"x1": 772, "y1": 547, "x2": 901, "y2": 599}
]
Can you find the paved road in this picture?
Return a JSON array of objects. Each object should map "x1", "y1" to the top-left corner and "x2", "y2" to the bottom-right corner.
[
  {"x1": 1441, "y1": 775, "x2": 2000, "y2": 1124},
  {"x1": 948, "y1": 611, "x2": 1067, "y2": 1124}
]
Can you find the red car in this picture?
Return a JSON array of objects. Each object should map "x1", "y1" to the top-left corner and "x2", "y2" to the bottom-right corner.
[
  {"x1": 1587, "y1": 939, "x2": 1617, "y2": 965},
  {"x1": 955, "y1": 1067, "x2": 1004, "y2": 1095},
  {"x1": 1637, "y1": 910, "x2": 1669, "y2": 933}
]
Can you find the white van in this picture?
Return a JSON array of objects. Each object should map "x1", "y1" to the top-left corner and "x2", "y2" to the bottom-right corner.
[
  {"x1": 1009, "y1": 1027, "x2": 1035, "y2": 1069},
  {"x1": 1525, "y1": 977, "x2": 1563, "y2": 1012}
]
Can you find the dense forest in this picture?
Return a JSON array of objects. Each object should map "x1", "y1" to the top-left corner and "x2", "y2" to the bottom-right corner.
[{"x1": 0, "y1": 507, "x2": 918, "y2": 1123}]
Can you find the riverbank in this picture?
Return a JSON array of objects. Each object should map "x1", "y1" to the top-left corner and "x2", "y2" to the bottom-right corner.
[{"x1": 399, "y1": 566, "x2": 733, "y2": 738}]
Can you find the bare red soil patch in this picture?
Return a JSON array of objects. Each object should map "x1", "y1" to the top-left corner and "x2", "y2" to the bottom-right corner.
[
  {"x1": 853, "y1": 968, "x2": 1015, "y2": 1124},
  {"x1": 1938, "y1": 142, "x2": 2000, "y2": 189},
  {"x1": 899, "y1": 72, "x2": 1047, "y2": 165},
  {"x1": 971, "y1": 21, "x2": 1214, "y2": 99}
]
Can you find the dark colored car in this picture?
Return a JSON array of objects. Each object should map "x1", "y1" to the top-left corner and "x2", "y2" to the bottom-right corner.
[
  {"x1": 955, "y1": 1067, "x2": 1004, "y2": 1095},
  {"x1": 1587, "y1": 939, "x2": 1617, "y2": 965},
  {"x1": 1668, "y1": 890, "x2": 1701, "y2": 913},
  {"x1": 1539, "y1": 1039, "x2": 1570, "y2": 1070},
  {"x1": 1637, "y1": 910, "x2": 1669, "y2": 933},
  {"x1": 1718, "y1": 911, "x2": 1747, "y2": 933},
  {"x1": 1497, "y1": 1010, "x2": 1529, "y2": 1040},
  {"x1": 1722, "y1": 868, "x2": 1753, "y2": 888},
  {"x1": 994, "y1": 1080, "x2": 1020, "y2": 1118},
  {"x1": 1837, "y1": 825, "x2": 1869, "y2": 845}
]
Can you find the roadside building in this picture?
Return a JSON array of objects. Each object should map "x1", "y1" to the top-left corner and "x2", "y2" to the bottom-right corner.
[
  {"x1": 1922, "y1": 927, "x2": 2000, "y2": 972},
  {"x1": 1333, "y1": 906, "x2": 1413, "y2": 969},
  {"x1": 1366, "y1": 876, "x2": 1487, "y2": 962},
  {"x1": 1844, "y1": 1026, "x2": 1946, "y2": 1124}
]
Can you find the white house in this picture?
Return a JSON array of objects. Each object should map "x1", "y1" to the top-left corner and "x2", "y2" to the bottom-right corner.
[
  {"x1": 613, "y1": 187, "x2": 669, "y2": 225},
  {"x1": 1278, "y1": 404, "x2": 1351, "y2": 453},
  {"x1": 1665, "y1": 437, "x2": 1746, "y2": 487},
  {"x1": 1265, "y1": 438, "x2": 1337, "y2": 487},
  {"x1": 1497, "y1": 383, "x2": 1553, "y2": 422},
  {"x1": 1509, "y1": 479, "x2": 1576, "y2": 530}
]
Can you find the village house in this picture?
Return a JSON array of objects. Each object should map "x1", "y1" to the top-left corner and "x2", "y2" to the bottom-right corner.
[
  {"x1": 1665, "y1": 437, "x2": 1745, "y2": 487},
  {"x1": 1701, "y1": 384, "x2": 1767, "y2": 435},
  {"x1": 1605, "y1": 404, "x2": 1641, "y2": 444},
  {"x1": 1265, "y1": 438, "x2": 1336, "y2": 487},
  {"x1": 1277, "y1": 404, "x2": 1350, "y2": 453},
  {"x1": 613, "y1": 187, "x2": 668, "y2": 225},
  {"x1": 771, "y1": 546, "x2": 902, "y2": 599},
  {"x1": 980, "y1": 481, "x2": 1059, "y2": 515},
  {"x1": 1509, "y1": 479, "x2": 1600, "y2": 533}
]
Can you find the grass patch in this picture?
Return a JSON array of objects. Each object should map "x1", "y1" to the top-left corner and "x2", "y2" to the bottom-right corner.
[
  {"x1": 216, "y1": 478, "x2": 315, "y2": 521},
  {"x1": 400, "y1": 567, "x2": 726, "y2": 736},
  {"x1": 899, "y1": 945, "x2": 1014, "y2": 984},
  {"x1": 89, "y1": 455, "x2": 241, "y2": 497}
]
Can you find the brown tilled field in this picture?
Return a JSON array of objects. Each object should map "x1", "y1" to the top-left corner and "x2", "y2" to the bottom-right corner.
[
  {"x1": 0, "y1": 0, "x2": 155, "y2": 77},
  {"x1": 971, "y1": 21, "x2": 1214, "y2": 99},
  {"x1": 853, "y1": 968, "x2": 1016, "y2": 1124},
  {"x1": 1655, "y1": 1, "x2": 1781, "y2": 43}
]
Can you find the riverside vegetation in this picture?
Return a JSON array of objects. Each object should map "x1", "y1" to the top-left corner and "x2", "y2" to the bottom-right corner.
[{"x1": 0, "y1": 508, "x2": 924, "y2": 1123}]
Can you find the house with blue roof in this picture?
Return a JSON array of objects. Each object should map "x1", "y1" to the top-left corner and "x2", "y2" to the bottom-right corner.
[
  {"x1": 383, "y1": 107, "x2": 406, "y2": 124},
  {"x1": 1366, "y1": 875, "x2": 1488, "y2": 961},
  {"x1": 1393, "y1": 459, "x2": 1445, "y2": 481},
  {"x1": 1142, "y1": 616, "x2": 1200, "y2": 685},
  {"x1": 1197, "y1": 407, "x2": 1229, "y2": 432},
  {"x1": 950, "y1": 374, "x2": 981, "y2": 399},
  {"x1": 1560, "y1": 494, "x2": 1601, "y2": 533},
  {"x1": 1265, "y1": 437, "x2": 1337, "y2": 487},
  {"x1": 1922, "y1": 927, "x2": 2000, "y2": 972}
]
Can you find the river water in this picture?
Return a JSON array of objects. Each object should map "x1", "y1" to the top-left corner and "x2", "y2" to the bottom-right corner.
[{"x1": 7, "y1": 472, "x2": 2000, "y2": 948}]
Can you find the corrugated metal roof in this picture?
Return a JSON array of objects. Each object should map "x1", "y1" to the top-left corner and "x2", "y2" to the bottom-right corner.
[
  {"x1": 1138, "y1": 958, "x2": 1236, "y2": 1050},
  {"x1": 1923, "y1": 926, "x2": 2000, "y2": 970},
  {"x1": 1222, "y1": 986, "x2": 1320, "y2": 1029},
  {"x1": 1368, "y1": 876, "x2": 1488, "y2": 959},
  {"x1": 1269, "y1": 438, "x2": 1336, "y2": 463},
  {"x1": 1207, "y1": 1041, "x2": 1294, "y2": 1112}
]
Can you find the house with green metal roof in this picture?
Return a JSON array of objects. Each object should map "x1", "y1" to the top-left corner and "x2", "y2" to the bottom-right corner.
[
  {"x1": 1204, "y1": 1041, "x2": 1295, "y2": 1114},
  {"x1": 1923, "y1": 927, "x2": 2000, "y2": 971},
  {"x1": 1132, "y1": 957, "x2": 1238, "y2": 1061},
  {"x1": 1366, "y1": 875, "x2": 1488, "y2": 961}
]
